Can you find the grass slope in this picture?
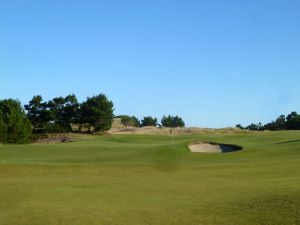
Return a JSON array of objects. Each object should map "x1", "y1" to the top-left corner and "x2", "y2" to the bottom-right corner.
[{"x1": 0, "y1": 131, "x2": 300, "y2": 225}]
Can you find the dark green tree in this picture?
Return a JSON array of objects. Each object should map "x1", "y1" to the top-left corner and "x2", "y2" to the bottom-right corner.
[
  {"x1": 62, "y1": 94, "x2": 79, "y2": 128},
  {"x1": 263, "y1": 115, "x2": 286, "y2": 131},
  {"x1": 286, "y1": 112, "x2": 300, "y2": 130},
  {"x1": 0, "y1": 99, "x2": 31, "y2": 144},
  {"x1": 173, "y1": 115, "x2": 185, "y2": 127},
  {"x1": 161, "y1": 115, "x2": 185, "y2": 128},
  {"x1": 245, "y1": 123, "x2": 264, "y2": 131},
  {"x1": 24, "y1": 95, "x2": 43, "y2": 131},
  {"x1": 264, "y1": 121, "x2": 277, "y2": 131},
  {"x1": 235, "y1": 124, "x2": 244, "y2": 129},
  {"x1": 24, "y1": 95, "x2": 52, "y2": 132},
  {"x1": 275, "y1": 115, "x2": 286, "y2": 130},
  {"x1": 141, "y1": 116, "x2": 157, "y2": 127},
  {"x1": 161, "y1": 115, "x2": 173, "y2": 127},
  {"x1": 46, "y1": 94, "x2": 78, "y2": 132},
  {"x1": 47, "y1": 96, "x2": 65, "y2": 126},
  {"x1": 80, "y1": 94, "x2": 114, "y2": 132},
  {"x1": 25, "y1": 94, "x2": 79, "y2": 133},
  {"x1": 0, "y1": 110, "x2": 6, "y2": 142}
]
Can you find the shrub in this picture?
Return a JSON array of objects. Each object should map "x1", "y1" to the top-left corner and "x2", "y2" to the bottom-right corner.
[{"x1": 116, "y1": 115, "x2": 140, "y2": 127}]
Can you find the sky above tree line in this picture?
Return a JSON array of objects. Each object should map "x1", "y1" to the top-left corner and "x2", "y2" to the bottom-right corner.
[{"x1": 1, "y1": 0, "x2": 300, "y2": 128}]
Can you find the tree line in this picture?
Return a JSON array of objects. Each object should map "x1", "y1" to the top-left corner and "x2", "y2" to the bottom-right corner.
[
  {"x1": 24, "y1": 94, "x2": 114, "y2": 133},
  {"x1": 0, "y1": 94, "x2": 114, "y2": 144},
  {"x1": 116, "y1": 115, "x2": 185, "y2": 128},
  {"x1": 236, "y1": 111, "x2": 300, "y2": 131},
  {"x1": 0, "y1": 93, "x2": 185, "y2": 144}
]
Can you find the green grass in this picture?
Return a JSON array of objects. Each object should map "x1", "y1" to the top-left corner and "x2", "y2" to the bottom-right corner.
[{"x1": 1, "y1": 131, "x2": 300, "y2": 225}]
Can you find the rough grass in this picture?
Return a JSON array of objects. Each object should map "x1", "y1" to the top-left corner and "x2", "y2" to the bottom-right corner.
[
  {"x1": 108, "y1": 126, "x2": 248, "y2": 135},
  {"x1": 0, "y1": 131, "x2": 300, "y2": 225}
]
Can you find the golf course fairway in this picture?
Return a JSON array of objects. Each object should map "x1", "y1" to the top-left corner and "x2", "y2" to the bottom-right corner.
[{"x1": 0, "y1": 131, "x2": 300, "y2": 225}]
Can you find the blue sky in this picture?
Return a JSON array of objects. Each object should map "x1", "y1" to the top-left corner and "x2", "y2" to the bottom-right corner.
[{"x1": 1, "y1": 0, "x2": 300, "y2": 127}]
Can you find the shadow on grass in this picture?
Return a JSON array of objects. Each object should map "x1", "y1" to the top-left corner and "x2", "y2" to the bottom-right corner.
[{"x1": 276, "y1": 139, "x2": 300, "y2": 144}]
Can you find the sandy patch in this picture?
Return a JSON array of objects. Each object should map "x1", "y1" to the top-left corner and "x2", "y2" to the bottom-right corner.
[{"x1": 189, "y1": 142, "x2": 242, "y2": 153}]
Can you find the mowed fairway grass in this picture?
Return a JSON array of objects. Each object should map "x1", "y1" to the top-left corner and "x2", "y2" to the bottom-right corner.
[{"x1": 1, "y1": 131, "x2": 300, "y2": 225}]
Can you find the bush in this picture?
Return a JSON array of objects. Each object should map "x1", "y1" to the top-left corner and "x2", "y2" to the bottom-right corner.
[
  {"x1": 116, "y1": 115, "x2": 140, "y2": 127},
  {"x1": 0, "y1": 99, "x2": 32, "y2": 144}
]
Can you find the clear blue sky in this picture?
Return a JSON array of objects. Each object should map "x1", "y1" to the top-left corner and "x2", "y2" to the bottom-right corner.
[{"x1": 1, "y1": 0, "x2": 300, "y2": 128}]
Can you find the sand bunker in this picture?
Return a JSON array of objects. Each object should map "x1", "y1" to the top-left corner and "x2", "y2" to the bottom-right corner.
[{"x1": 189, "y1": 142, "x2": 242, "y2": 153}]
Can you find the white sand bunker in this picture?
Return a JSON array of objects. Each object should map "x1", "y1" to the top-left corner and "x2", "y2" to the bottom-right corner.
[{"x1": 189, "y1": 142, "x2": 242, "y2": 153}]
